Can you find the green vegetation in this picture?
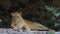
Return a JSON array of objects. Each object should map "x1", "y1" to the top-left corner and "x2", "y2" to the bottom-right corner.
[{"x1": 44, "y1": 5, "x2": 60, "y2": 29}]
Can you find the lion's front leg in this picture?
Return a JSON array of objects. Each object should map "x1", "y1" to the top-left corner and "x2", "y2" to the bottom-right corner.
[
  {"x1": 11, "y1": 23, "x2": 31, "y2": 30},
  {"x1": 11, "y1": 23, "x2": 16, "y2": 29}
]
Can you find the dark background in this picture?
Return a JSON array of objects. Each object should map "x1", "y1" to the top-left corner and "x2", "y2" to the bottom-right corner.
[{"x1": 0, "y1": 0, "x2": 60, "y2": 30}]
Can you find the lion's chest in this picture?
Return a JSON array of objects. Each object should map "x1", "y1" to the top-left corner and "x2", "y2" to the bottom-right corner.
[{"x1": 12, "y1": 17, "x2": 25, "y2": 27}]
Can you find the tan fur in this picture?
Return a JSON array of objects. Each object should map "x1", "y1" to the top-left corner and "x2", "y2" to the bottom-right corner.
[
  {"x1": 11, "y1": 12, "x2": 52, "y2": 30},
  {"x1": 24, "y1": 20, "x2": 52, "y2": 30},
  {"x1": 11, "y1": 12, "x2": 31, "y2": 30}
]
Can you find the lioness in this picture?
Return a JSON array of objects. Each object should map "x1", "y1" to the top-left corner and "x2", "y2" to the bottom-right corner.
[{"x1": 11, "y1": 12, "x2": 31, "y2": 30}]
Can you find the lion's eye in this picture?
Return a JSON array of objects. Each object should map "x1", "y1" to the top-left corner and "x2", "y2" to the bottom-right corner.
[{"x1": 15, "y1": 14, "x2": 17, "y2": 15}]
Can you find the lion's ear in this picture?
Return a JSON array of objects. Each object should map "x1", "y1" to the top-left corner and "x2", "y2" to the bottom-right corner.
[{"x1": 19, "y1": 12, "x2": 22, "y2": 16}]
